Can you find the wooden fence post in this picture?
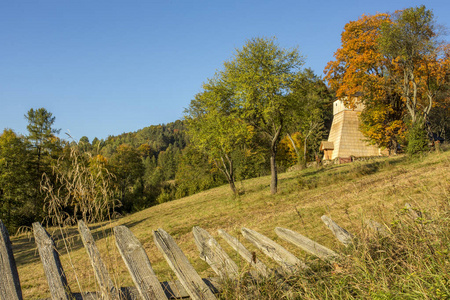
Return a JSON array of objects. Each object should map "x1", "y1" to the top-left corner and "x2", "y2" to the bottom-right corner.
[
  {"x1": 192, "y1": 226, "x2": 238, "y2": 279},
  {"x1": 153, "y1": 228, "x2": 216, "y2": 300},
  {"x1": 320, "y1": 216, "x2": 354, "y2": 246},
  {"x1": 0, "y1": 219, "x2": 23, "y2": 300},
  {"x1": 275, "y1": 227, "x2": 339, "y2": 261},
  {"x1": 32, "y1": 222, "x2": 72, "y2": 300},
  {"x1": 218, "y1": 229, "x2": 269, "y2": 277},
  {"x1": 241, "y1": 228, "x2": 307, "y2": 274},
  {"x1": 114, "y1": 225, "x2": 168, "y2": 300},
  {"x1": 78, "y1": 220, "x2": 121, "y2": 299},
  {"x1": 365, "y1": 220, "x2": 390, "y2": 237}
]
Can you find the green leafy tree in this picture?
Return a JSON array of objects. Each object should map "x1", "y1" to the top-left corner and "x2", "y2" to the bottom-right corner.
[
  {"x1": 186, "y1": 77, "x2": 252, "y2": 195},
  {"x1": 109, "y1": 144, "x2": 145, "y2": 211},
  {"x1": 24, "y1": 108, "x2": 61, "y2": 219},
  {"x1": 175, "y1": 145, "x2": 225, "y2": 198},
  {"x1": 223, "y1": 37, "x2": 304, "y2": 194},
  {"x1": 289, "y1": 69, "x2": 333, "y2": 167},
  {"x1": 0, "y1": 129, "x2": 32, "y2": 231}
]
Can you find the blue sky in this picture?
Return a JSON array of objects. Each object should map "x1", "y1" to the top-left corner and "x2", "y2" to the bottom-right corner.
[{"x1": 1, "y1": 0, "x2": 448, "y2": 142}]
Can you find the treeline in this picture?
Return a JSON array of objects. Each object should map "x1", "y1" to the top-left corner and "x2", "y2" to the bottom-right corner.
[{"x1": 1, "y1": 101, "x2": 331, "y2": 232}]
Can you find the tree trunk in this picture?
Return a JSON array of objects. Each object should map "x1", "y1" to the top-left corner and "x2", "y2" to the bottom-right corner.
[
  {"x1": 303, "y1": 136, "x2": 308, "y2": 169},
  {"x1": 270, "y1": 153, "x2": 277, "y2": 195},
  {"x1": 215, "y1": 155, "x2": 237, "y2": 196},
  {"x1": 270, "y1": 125, "x2": 283, "y2": 195},
  {"x1": 286, "y1": 133, "x2": 300, "y2": 163}
]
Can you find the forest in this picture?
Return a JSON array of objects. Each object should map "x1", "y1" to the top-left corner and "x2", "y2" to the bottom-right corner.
[{"x1": 1, "y1": 6, "x2": 449, "y2": 233}]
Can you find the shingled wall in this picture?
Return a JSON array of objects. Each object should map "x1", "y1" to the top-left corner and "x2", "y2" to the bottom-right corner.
[{"x1": 326, "y1": 99, "x2": 381, "y2": 160}]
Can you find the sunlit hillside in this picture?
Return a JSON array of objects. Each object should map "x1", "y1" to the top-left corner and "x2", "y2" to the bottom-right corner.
[{"x1": 11, "y1": 148, "x2": 450, "y2": 299}]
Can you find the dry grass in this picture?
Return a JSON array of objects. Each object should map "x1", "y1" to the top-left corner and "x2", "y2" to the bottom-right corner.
[{"x1": 11, "y1": 149, "x2": 450, "y2": 299}]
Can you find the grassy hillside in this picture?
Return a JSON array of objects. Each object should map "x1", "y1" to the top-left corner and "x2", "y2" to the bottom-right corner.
[{"x1": 11, "y1": 148, "x2": 450, "y2": 299}]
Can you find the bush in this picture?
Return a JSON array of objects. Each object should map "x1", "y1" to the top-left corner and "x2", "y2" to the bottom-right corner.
[{"x1": 407, "y1": 122, "x2": 429, "y2": 155}]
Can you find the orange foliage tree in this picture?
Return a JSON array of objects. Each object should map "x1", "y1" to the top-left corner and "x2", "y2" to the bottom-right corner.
[
  {"x1": 325, "y1": 7, "x2": 450, "y2": 153},
  {"x1": 324, "y1": 13, "x2": 406, "y2": 153}
]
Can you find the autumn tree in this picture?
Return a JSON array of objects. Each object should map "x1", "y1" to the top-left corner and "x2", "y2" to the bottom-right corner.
[
  {"x1": 379, "y1": 6, "x2": 450, "y2": 153},
  {"x1": 324, "y1": 13, "x2": 408, "y2": 153},
  {"x1": 224, "y1": 37, "x2": 304, "y2": 194}
]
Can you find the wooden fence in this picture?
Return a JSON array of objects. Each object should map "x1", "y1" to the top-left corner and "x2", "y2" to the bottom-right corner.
[{"x1": 0, "y1": 203, "x2": 420, "y2": 300}]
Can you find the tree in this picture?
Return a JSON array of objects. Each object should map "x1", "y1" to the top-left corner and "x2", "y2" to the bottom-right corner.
[
  {"x1": 185, "y1": 77, "x2": 252, "y2": 195},
  {"x1": 24, "y1": 108, "x2": 61, "y2": 219},
  {"x1": 224, "y1": 37, "x2": 304, "y2": 194},
  {"x1": 0, "y1": 129, "x2": 31, "y2": 231},
  {"x1": 289, "y1": 69, "x2": 333, "y2": 167},
  {"x1": 174, "y1": 145, "x2": 225, "y2": 198},
  {"x1": 109, "y1": 144, "x2": 145, "y2": 211},
  {"x1": 324, "y1": 13, "x2": 407, "y2": 153},
  {"x1": 379, "y1": 6, "x2": 446, "y2": 125},
  {"x1": 324, "y1": 9, "x2": 449, "y2": 154}
]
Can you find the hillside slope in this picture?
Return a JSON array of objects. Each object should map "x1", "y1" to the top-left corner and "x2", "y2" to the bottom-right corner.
[{"x1": 11, "y1": 149, "x2": 450, "y2": 299}]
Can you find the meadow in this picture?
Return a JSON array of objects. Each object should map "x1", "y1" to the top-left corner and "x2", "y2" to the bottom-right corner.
[{"x1": 11, "y1": 148, "x2": 450, "y2": 299}]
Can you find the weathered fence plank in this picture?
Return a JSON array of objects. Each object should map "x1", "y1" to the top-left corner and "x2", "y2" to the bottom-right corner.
[
  {"x1": 0, "y1": 219, "x2": 23, "y2": 300},
  {"x1": 78, "y1": 220, "x2": 121, "y2": 299},
  {"x1": 405, "y1": 203, "x2": 422, "y2": 220},
  {"x1": 365, "y1": 219, "x2": 390, "y2": 237},
  {"x1": 241, "y1": 227, "x2": 307, "y2": 274},
  {"x1": 193, "y1": 226, "x2": 239, "y2": 279},
  {"x1": 320, "y1": 215, "x2": 354, "y2": 246},
  {"x1": 32, "y1": 222, "x2": 72, "y2": 300},
  {"x1": 218, "y1": 229, "x2": 269, "y2": 277},
  {"x1": 275, "y1": 227, "x2": 339, "y2": 261},
  {"x1": 114, "y1": 225, "x2": 168, "y2": 300},
  {"x1": 153, "y1": 228, "x2": 216, "y2": 300}
]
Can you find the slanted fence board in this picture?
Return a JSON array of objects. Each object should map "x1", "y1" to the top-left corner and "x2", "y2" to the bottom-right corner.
[
  {"x1": 153, "y1": 228, "x2": 216, "y2": 300},
  {"x1": 275, "y1": 227, "x2": 339, "y2": 261},
  {"x1": 241, "y1": 227, "x2": 307, "y2": 274},
  {"x1": 193, "y1": 227, "x2": 239, "y2": 279},
  {"x1": 217, "y1": 229, "x2": 269, "y2": 277},
  {"x1": 0, "y1": 219, "x2": 23, "y2": 300},
  {"x1": 321, "y1": 216, "x2": 353, "y2": 246},
  {"x1": 365, "y1": 220, "x2": 390, "y2": 237},
  {"x1": 114, "y1": 225, "x2": 168, "y2": 300},
  {"x1": 32, "y1": 222, "x2": 72, "y2": 300},
  {"x1": 405, "y1": 203, "x2": 422, "y2": 220},
  {"x1": 78, "y1": 220, "x2": 121, "y2": 300}
]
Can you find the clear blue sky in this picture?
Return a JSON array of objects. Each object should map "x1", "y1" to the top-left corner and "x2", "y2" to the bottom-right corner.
[{"x1": 1, "y1": 0, "x2": 448, "y2": 142}]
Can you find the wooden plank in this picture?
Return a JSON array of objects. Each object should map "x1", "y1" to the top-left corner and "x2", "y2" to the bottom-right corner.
[
  {"x1": 275, "y1": 227, "x2": 339, "y2": 261},
  {"x1": 241, "y1": 227, "x2": 307, "y2": 274},
  {"x1": 192, "y1": 227, "x2": 238, "y2": 279},
  {"x1": 0, "y1": 219, "x2": 23, "y2": 300},
  {"x1": 32, "y1": 222, "x2": 72, "y2": 300},
  {"x1": 405, "y1": 203, "x2": 422, "y2": 220},
  {"x1": 365, "y1": 220, "x2": 390, "y2": 237},
  {"x1": 153, "y1": 228, "x2": 216, "y2": 300},
  {"x1": 113, "y1": 225, "x2": 168, "y2": 300},
  {"x1": 320, "y1": 215, "x2": 354, "y2": 246},
  {"x1": 78, "y1": 220, "x2": 121, "y2": 299},
  {"x1": 217, "y1": 229, "x2": 269, "y2": 277}
]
